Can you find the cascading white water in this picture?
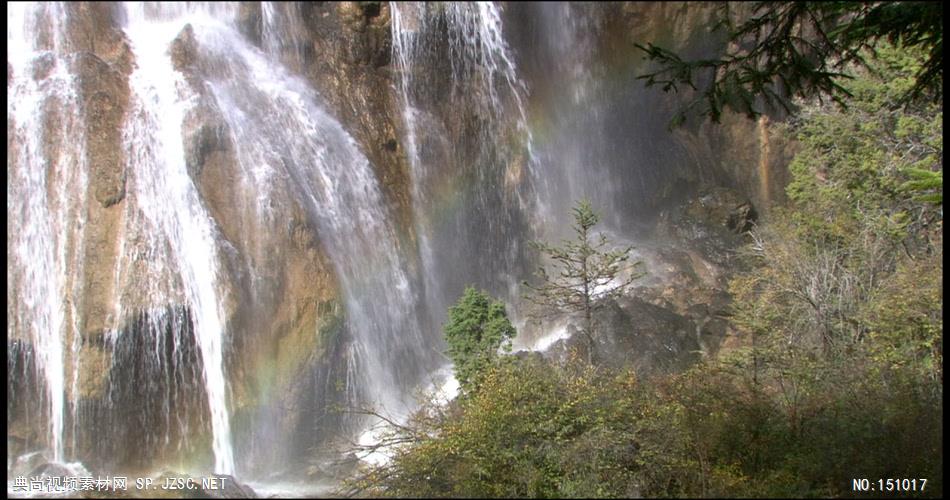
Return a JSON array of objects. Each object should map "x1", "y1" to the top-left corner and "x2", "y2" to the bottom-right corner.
[
  {"x1": 192, "y1": 15, "x2": 432, "y2": 418},
  {"x1": 118, "y1": 0, "x2": 436, "y2": 470},
  {"x1": 390, "y1": 1, "x2": 534, "y2": 328},
  {"x1": 442, "y1": 2, "x2": 530, "y2": 127},
  {"x1": 524, "y1": 2, "x2": 691, "y2": 238},
  {"x1": 8, "y1": 2, "x2": 89, "y2": 464},
  {"x1": 10, "y1": 0, "x2": 650, "y2": 481},
  {"x1": 9, "y1": 3, "x2": 748, "y2": 489},
  {"x1": 390, "y1": 2, "x2": 442, "y2": 334},
  {"x1": 528, "y1": 2, "x2": 619, "y2": 237},
  {"x1": 260, "y1": 2, "x2": 306, "y2": 71},
  {"x1": 390, "y1": 1, "x2": 659, "y2": 354},
  {"x1": 120, "y1": 5, "x2": 236, "y2": 474},
  {"x1": 10, "y1": 1, "x2": 445, "y2": 477}
]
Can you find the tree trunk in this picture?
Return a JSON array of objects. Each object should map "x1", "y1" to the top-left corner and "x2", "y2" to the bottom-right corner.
[{"x1": 583, "y1": 251, "x2": 594, "y2": 365}]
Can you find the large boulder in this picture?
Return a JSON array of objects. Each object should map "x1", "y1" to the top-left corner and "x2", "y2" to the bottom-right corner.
[
  {"x1": 685, "y1": 187, "x2": 758, "y2": 235},
  {"x1": 599, "y1": 297, "x2": 701, "y2": 374},
  {"x1": 533, "y1": 297, "x2": 700, "y2": 377},
  {"x1": 523, "y1": 183, "x2": 750, "y2": 372},
  {"x1": 10, "y1": 452, "x2": 48, "y2": 478}
]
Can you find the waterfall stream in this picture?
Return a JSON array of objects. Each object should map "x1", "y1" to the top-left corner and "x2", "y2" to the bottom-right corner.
[
  {"x1": 118, "y1": 0, "x2": 439, "y2": 471},
  {"x1": 121, "y1": 5, "x2": 236, "y2": 475},
  {"x1": 8, "y1": 0, "x2": 685, "y2": 487},
  {"x1": 390, "y1": 1, "x2": 534, "y2": 330},
  {"x1": 8, "y1": 1, "x2": 437, "y2": 478},
  {"x1": 8, "y1": 3, "x2": 86, "y2": 464}
]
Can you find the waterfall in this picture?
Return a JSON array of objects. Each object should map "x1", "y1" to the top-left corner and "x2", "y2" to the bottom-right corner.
[
  {"x1": 9, "y1": 1, "x2": 768, "y2": 487},
  {"x1": 118, "y1": 0, "x2": 436, "y2": 468},
  {"x1": 522, "y1": 2, "x2": 693, "y2": 236},
  {"x1": 9, "y1": 0, "x2": 553, "y2": 477},
  {"x1": 260, "y1": 2, "x2": 309, "y2": 74},
  {"x1": 527, "y1": 2, "x2": 617, "y2": 236},
  {"x1": 390, "y1": 1, "x2": 534, "y2": 329},
  {"x1": 7, "y1": 2, "x2": 87, "y2": 464},
  {"x1": 9, "y1": 0, "x2": 436, "y2": 477},
  {"x1": 121, "y1": 5, "x2": 236, "y2": 475},
  {"x1": 191, "y1": 13, "x2": 432, "y2": 417},
  {"x1": 390, "y1": 2, "x2": 440, "y2": 333}
]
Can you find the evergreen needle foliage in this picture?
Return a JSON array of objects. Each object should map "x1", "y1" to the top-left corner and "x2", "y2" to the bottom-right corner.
[
  {"x1": 523, "y1": 200, "x2": 644, "y2": 364},
  {"x1": 444, "y1": 287, "x2": 516, "y2": 393},
  {"x1": 637, "y1": 1, "x2": 943, "y2": 126}
]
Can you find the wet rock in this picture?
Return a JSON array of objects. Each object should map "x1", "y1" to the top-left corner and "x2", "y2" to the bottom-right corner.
[
  {"x1": 622, "y1": 186, "x2": 756, "y2": 363},
  {"x1": 169, "y1": 24, "x2": 235, "y2": 86},
  {"x1": 75, "y1": 52, "x2": 128, "y2": 208},
  {"x1": 76, "y1": 341, "x2": 111, "y2": 398},
  {"x1": 533, "y1": 299, "x2": 699, "y2": 376},
  {"x1": 687, "y1": 187, "x2": 754, "y2": 233},
  {"x1": 195, "y1": 475, "x2": 257, "y2": 499},
  {"x1": 532, "y1": 193, "x2": 744, "y2": 374},
  {"x1": 73, "y1": 20, "x2": 133, "y2": 341},
  {"x1": 292, "y1": 1, "x2": 413, "y2": 239},
  {"x1": 652, "y1": 186, "x2": 751, "y2": 275},
  {"x1": 598, "y1": 297, "x2": 701, "y2": 375},
  {"x1": 8, "y1": 342, "x2": 44, "y2": 458},
  {"x1": 159, "y1": 17, "x2": 349, "y2": 470},
  {"x1": 31, "y1": 52, "x2": 56, "y2": 80},
  {"x1": 77, "y1": 200, "x2": 125, "y2": 341},
  {"x1": 81, "y1": 308, "x2": 213, "y2": 473},
  {"x1": 236, "y1": 3, "x2": 263, "y2": 46},
  {"x1": 11, "y1": 452, "x2": 48, "y2": 477},
  {"x1": 702, "y1": 109, "x2": 796, "y2": 213},
  {"x1": 182, "y1": 102, "x2": 232, "y2": 181},
  {"x1": 727, "y1": 201, "x2": 757, "y2": 233},
  {"x1": 64, "y1": 2, "x2": 134, "y2": 73},
  {"x1": 170, "y1": 24, "x2": 198, "y2": 73}
]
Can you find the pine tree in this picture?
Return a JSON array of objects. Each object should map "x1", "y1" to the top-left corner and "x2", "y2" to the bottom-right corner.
[
  {"x1": 523, "y1": 199, "x2": 644, "y2": 364},
  {"x1": 444, "y1": 287, "x2": 516, "y2": 393},
  {"x1": 636, "y1": 2, "x2": 943, "y2": 126}
]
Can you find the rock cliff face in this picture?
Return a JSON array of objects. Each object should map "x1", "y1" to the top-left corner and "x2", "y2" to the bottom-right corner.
[
  {"x1": 522, "y1": 184, "x2": 755, "y2": 375},
  {"x1": 223, "y1": 1, "x2": 779, "y2": 379},
  {"x1": 505, "y1": 1, "x2": 792, "y2": 220},
  {"x1": 8, "y1": 2, "x2": 137, "y2": 464},
  {"x1": 9, "y1": 2, "x2": 349, "y2": 473},
  {"x1": 8, "y1": 1, "x2": 791, "y2": 476},
  {"x1": 238, "y1": 2, "x2": 414, "y2": 241},
  {"x1": 497, "y1": 2, "x2": 788, "y2": 372},
  {"x1": 168, "y1": 19, "x2": 345, "y2": 436},
  {"x1": 69, "y1": 3, "x2": 132, "y2": 409}
]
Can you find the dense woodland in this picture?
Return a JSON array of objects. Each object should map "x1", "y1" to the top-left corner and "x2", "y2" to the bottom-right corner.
[{"x1": 342, "y1": 36, "x2": 943, "y2": 500}]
